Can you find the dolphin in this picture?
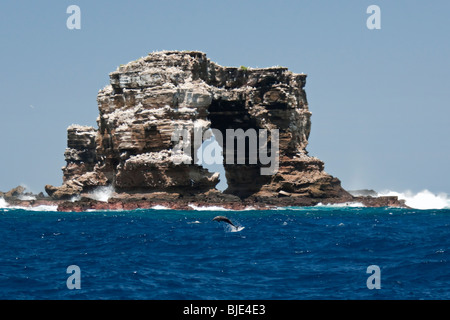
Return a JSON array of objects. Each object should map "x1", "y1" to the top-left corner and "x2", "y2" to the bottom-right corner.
[{"x1": 212, "y1": 216, "x2": 236, "y2": 228}]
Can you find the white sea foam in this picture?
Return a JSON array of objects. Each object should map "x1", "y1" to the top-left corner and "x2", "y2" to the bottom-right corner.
[
  {"x1": 378, "y1": 189, "x2": 450, "y2": 210},
  {"x1": 13, "y1": 205, "x2": 58, "y2": 212},
  {"x1": 88, "y1": 186, "x2": 115, "y2": 202},
  {"x1": 188, "y1": 204, "x2": 231, "y2": 211},
  {"x1": 315, "y1": 202, "x2": 366, "y2": 208},
  {"x1": 187, "y1": 204, "x2": 258, "y2": 211},
  {"x1": 0, "y1": 198, "x2": 57, "y2": 211},
  {"x1": 151, "y1": 205, "x2": 170, "y2": 210},
  {"x1": 273, "y1": 206, "x2": 309, "y2": 211}
]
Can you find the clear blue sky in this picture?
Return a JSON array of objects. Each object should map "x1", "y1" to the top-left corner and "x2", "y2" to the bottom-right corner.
[{"x1": 0, "y1": 0, "x2": 449, "y2": 194}]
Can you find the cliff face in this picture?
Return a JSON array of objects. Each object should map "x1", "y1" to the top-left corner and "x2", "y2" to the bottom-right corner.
[{"x1": 46, "y1": 51, "x2": 350, "y2": 202}]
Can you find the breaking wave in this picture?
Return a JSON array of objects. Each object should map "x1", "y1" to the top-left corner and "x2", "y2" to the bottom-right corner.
[
  {"x1": 378, "y1": 189, "x2": 450, "y2": 210},
  {"x1": 0, "y1": 197, "x2": 57, "y2": 211},
  {"x1": 0, "y1": 198, "x2": 8, "y2": 209},
  {"x1": 11, "y1": 205, "x2": 58, "y2": 212}
]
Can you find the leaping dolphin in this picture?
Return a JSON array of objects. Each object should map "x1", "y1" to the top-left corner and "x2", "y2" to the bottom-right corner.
[{"x1": 212, "y1": 216, "x2": 236, "y2": 228}]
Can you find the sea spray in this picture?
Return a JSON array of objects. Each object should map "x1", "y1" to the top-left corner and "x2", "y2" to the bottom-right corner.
[
  {"x1": 10, "y1": 204, "x2": 58, "y2": 212},
  {"x1": 18, "y1": 195, "x2": 37, "y2": 201},
  {"x1": 378, "y1": 189, "x2": 450, "y2": 210},
  {"x1": 0, "y1": 197, "x2": 8, "y2": 209},
  {"x1": 88, "y1": 185, "x2": 115, "y2": 202}
]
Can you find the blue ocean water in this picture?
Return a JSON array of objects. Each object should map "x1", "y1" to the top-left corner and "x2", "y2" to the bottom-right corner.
[{"x1": 1, "y1": 206, "x2": 450, "y2": 300}]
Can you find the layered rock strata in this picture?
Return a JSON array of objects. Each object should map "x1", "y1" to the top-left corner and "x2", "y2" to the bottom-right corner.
[{"x1": 45, "y1": 51, "x2": 405, "y2": 210}]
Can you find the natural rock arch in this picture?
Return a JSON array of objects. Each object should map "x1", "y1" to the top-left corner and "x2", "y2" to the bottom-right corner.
[{"x1": 46, "y1": 51, "x2": 350, "y2": 203}]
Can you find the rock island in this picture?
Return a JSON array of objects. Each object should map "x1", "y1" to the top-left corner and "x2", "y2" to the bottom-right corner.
[{"x1": 40, "y1": 51, "x2": 405, "y2": 211}]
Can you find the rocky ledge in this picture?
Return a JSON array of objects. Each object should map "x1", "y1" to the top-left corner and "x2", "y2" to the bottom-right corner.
[
  {"x1": 0, "y1": 185, "x2": 405, "y2": 212},
  {"x1": 41, "y1": 50, "x2": 406, "y2": 211},
  {"x1": 55, "y1": 192, "x2": 405, "y2": 212}
]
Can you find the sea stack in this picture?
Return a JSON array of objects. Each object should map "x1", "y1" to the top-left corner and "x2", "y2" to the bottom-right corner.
[{"x1": 46, "y1": 51, "x2": 405, "y2": 210}]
